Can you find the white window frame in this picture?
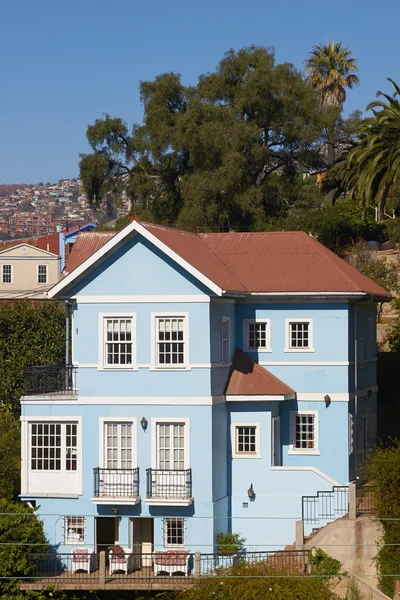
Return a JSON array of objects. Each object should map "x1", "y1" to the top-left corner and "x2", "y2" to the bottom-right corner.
[
  {"x1": 151, "y1": 417, "x2": 190, "y2": 469},
  {"x1": 98, "y1": 417, "x2": 138, "y2": 469},
  {"x1": 151, "y1": 312, "x2": 189, "y2": 370},
  {"x1": 243, "y1": 318, "x2": 271, "y2": 352},
  {"x1": 64, "y1": 516, "x2": 85, "y2": 545},
  {"x1": 20, "y1": 416, "x2": 83, "y2": 496},
  {"x1": 289, "y1": 410, "x2": 319, "y2": 455},
  {"x1": 285, "y1": 318, "x2": 314, "y2": 353},
  {"x1": 1, "y1": 264, "x2": 13, "y2": 284},
  {"x1": 163, "y1": 517, "x2": 185, "y2": 548},
  {"x1": 98, "y1": 313, "x2": 137, "y2": 370},
  {"x1": 231, "y1": 422, "x2": 261, "y2": 459},
  {"x1": 221, "y1": 316, "x2": 230, "y2": 364},
  {"x1": 37, "y1": 263, "x2": 48, "y2": 284}
]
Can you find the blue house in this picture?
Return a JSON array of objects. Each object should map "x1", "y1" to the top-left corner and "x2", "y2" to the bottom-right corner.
[{"x1": 20, "y1": 221, "x2": 389, "y2": 565}]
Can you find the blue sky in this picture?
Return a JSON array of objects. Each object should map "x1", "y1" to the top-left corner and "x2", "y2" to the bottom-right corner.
[{"x1": 0, "y1": 0, "x2": 398, "y2": 183}]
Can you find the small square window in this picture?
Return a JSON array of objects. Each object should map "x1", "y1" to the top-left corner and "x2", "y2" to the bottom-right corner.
[
  {"x1": 164, "y1": 517, "x2": 185, "y2": 547},
  {"x1": 285, "y1": 319, "x2": 313, "y2": 352},
  {"x1": 231, "y1": 423, "x2": 260, "y2": 458},
  {"x1": 2, "y1": 264, "x2": 12, "y2": 284},
  {"x1": 289, "y1": 411, "x2": 319, "y2": 454},
  {"x1": 244, "y1": 319, "x2": 270, "y2": 351},
  {"x1": 65, "y1": 516, "x2": 85, "y2": 544}
]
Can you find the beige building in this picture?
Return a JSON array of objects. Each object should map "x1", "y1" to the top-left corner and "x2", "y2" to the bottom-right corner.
[{"x1": 0, "y1": 243, "x2": 61, "y2": 298}]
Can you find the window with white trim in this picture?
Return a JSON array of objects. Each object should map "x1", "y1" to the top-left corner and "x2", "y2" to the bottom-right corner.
[
  {"x1": 285, "y1": 319, "x2": 313, "y2": 351},
  {"x1": 64, "y1": 516, "x2": 85, "y2": 544},
  {"x1": 156, "y1": 316, "x2": 186, "y2": 367},
  {"x1": 37, "y1": 264, "x2": 48, "y2": 284},
  {"x1": 157, "y1": 423, "x2": 185, "y2": 470},
  {"x1": 290, "y1": 411, "x2": 319, "y2": 454},
  {"x1": 164, "y1": 518, "x2": 185, "y2": 547},
  {"x1": 105, "y1": 422, "x2": 133, "y2": 469},
  {"x1": 104, "y1": 317, "x2": 134, "y2": 367},
  {"x1": 1, "y1": 264, "x2": 12, "y2": 284},
  {"x1": 244, "y1": 319, "x2": 271, "y2": 351},
  {"x1": 231, "y1": 423, "x2": 260, "y2": 458},
  {"x1": 222, "y1": 317, "x2": 230, "y2": 363},
  {"x1": 30, "y1": 422, "x2": 78, "y2": 471}
]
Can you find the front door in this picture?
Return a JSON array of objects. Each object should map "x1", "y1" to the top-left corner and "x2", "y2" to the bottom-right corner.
[
  {"x1": 96, "y1": 517, "x2": 118, "y2": 554},
  {"x1": 130, "y1": 519, "x2": 154, "y2": 570}
]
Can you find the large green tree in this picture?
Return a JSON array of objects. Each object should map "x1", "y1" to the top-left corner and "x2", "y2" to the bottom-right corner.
[
  {"x1": 80, "y1": 46, "x2": 326, "y2": 231},
  {"x1": 305, "y1": 41, "x2": 359, "y2": 167}
]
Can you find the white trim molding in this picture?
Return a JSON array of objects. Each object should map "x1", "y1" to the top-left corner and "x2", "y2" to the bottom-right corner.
[
  {"x1": 48, "y1": 220, "x2": 223, "y2": 298},
  {"x1": 285, "y1": 318, "x2": 314, "y2": 353},
  {"x1": 289, "y1": 410, "x2": 320, "y2": 456},
  {"x1": 226, "y1": 394, "x2": 295, "y2": 402},
  {"x1": 98, "y1": 312, "x2": 137, "y2": 371},
  {"x1": 21, "y1": 395, "x2": 226, "y2": 406},
  {"x1": 271, "y1": 466, "x2": 341, "y2": 487},
  {"x1": 231, "y1": 422, "x2": 261, "y2": 458},
  {"x1": 243, "y1": 318, "x2": 272, "y2": 353}
]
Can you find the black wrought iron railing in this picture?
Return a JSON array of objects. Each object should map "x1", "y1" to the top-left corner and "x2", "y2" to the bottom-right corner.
[
  {"x1": 356, "y1": 484, "x2": 376, "y2": 516},
  {"x1": 146, "y1": 468, "x2": 192, "y2": 499},
  {"x1": 302, "y1": 485, "x2": 349, "y2": 526},
  {"x1": 24, "y1": 365, "x2": 77, "y2": 395},
  {"x1": 93, "y1": 468, "x2": 140, "y2": 498}
]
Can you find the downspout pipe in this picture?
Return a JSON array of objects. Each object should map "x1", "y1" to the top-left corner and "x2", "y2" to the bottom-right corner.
[
  {"x1": 354, "y1": 303, "x2": 358, "y2": 481},
  {"x1": 65, "y1": 301, "x2": 70, "y2": 366}
]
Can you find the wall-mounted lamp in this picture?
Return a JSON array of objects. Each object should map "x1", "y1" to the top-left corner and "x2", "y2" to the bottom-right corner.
[
  {"x1": 324, "y1": 394, "x2": 331, "y2": 408},
  {"x1": 367, "y1": 389, "x2": 373, "y2": 400},
  {"x1": 112, "y1": 506, "x2": 119, "y2": 515},
  {"x1": 247, "y1": 483, "x2": 255, "y2": 500},
  {"x1": 141, "y1": 417, "x2": 148, "y2": 431}
]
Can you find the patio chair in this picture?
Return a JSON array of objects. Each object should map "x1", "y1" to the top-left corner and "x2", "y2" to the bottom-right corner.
[
  {"x1": 71, "y1": 548, "x2": 93, "y2": 574},
  {"x1": 109, "y1": 545, "x2": 128, "y2": 575}
]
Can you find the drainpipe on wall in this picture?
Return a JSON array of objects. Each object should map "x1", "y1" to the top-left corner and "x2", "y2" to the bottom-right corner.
[
  {"x1": 354, "y1": 303, "x2": 358, "y2": 481},
  {"x1": 65, "y1": 301, "x2": 70, "y2": 365}
]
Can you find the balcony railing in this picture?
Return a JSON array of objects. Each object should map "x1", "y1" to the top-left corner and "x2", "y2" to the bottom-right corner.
[
  {"x1": 93, "y1": 468, "x2": 140, "y2": 499},
  {"x1": 24, "y1": 365, "x2": 77, "y2": 395},
  {"x1": 146, "y1": 468, "x2": 192, "y2": 500}
]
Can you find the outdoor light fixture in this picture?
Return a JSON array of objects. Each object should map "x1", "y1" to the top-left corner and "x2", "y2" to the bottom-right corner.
[
  {"x1": 324, "y1": 394, "x2": 331, "y2": 408},
  {"x1": 141, "y1": 417, "x2": 148, "y2": 431},
  {"x1": 112, "y1": 506, "x2": 119, "y2": 515},
  {"x1": 248, "y1": 483, "x2": 255, "y2": 500},
  {"x1": 367, "y1": 389, "x2": 373, "y2": 400}
]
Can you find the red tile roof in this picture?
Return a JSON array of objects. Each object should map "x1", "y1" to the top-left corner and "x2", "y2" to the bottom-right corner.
[
  {"x1": 61, "y1": 221, "x2": 391, "y2": 298},
  {"x1": 64, "y1": 232, "x2": 115, "y2": 273},
  {"x1": 226, "y1": 348, "x2": 295, "y2": 397}
]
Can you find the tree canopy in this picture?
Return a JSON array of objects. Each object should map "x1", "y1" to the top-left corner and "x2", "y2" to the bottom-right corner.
[{"x1": 80, "y1": 45, "x2": 332, "y2": 232}]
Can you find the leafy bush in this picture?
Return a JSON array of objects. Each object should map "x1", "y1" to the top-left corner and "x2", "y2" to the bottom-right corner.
[
  {"x1": 173, "y1": 562, "x2": 335, "y2": 600},
  {"x1": 365, "y1": 440, "x2": 400, "y2": 597},
  {"x1": 216, "y1": 532, "x2": 246, "y2": 555},
  {"x1": 346, "y1": 241, "x2": 399, "y2": 293},
  {"x1": 309, "y1": 548, "x2": 342, "y2": 578},
  {"x1": 0, "y1": 406, "x2": 21, "y2": 501}
]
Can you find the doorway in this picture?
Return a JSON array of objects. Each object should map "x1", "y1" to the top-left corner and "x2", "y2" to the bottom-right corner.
[
  {"x1": 96, "y1": 517, "x2": 119, "y2": 554},
  {"x1": 130, "y1": 518, "x2": 154, "y2": 569}
]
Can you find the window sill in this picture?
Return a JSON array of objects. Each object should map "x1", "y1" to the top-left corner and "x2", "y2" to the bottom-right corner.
[
  {"x1": 232, "y1": 454, "x2": 262, "y2": 459},
  {"x1": 244, "y1": 348, "x2": 272, "y2": 353},
  {"x1": 288, "y1": 449, "x2": 320, "y2": 456},
  {"x1": 150, "y1": 366, "x2": 191, "y2": 372},
  {"x1": 98, "y1": 366, "x2": 138, "y2": 371},
  {"x1": 284, "y1": 348, "x2": 315, "y2": 353}
]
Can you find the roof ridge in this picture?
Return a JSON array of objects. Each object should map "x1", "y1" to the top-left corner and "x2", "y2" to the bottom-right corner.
[{"x1": 199, "y1": 234, "x2": 250, "y2": 292}]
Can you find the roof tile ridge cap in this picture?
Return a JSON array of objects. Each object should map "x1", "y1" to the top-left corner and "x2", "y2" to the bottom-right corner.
[
  {"x1": 198, "y1": 234, "x2": 249, "y2": 292},
  {"x1": 140, "y1": 220, "x2": 197, "y2": 236},
  {"x1": 303, "y1": 232, "x2": 360, "y2": 292}
]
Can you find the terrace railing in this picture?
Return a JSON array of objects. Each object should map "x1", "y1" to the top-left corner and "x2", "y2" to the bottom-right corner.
[
  {"x1": 302, "y1": 485, "x2": 349, "y2": 528},
  {"x1": 93, "y1": 467, "x2": 140, "y2": 499},
  {"x1": 24, "y1": 364, "x2": 77, "y2": 395},
  {"x1": 146, "y1": 468, "x2": 192, "y2": 499}
]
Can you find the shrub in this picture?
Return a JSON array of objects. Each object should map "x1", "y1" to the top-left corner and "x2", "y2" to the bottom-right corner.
[{"x1": 216, "y1": 532, "x2": 246, "y2": 555}]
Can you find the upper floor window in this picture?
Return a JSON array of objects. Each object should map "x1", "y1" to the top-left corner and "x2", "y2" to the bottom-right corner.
[
  {"x1": 37, "y1": 264, "x2": 48, "y2": 284},
  {"x1": 244, "y1": 319, "x2": 271, "y2": 351},
  {"x1": 231, "y1": 422, "x2": 261, "y2": 458},
  {"x1": 100, "y1": 315, "x2": 136, "y2": 369},
  {"x1": 222, "y1": 317, "x2": 230, "y2": 363},
  {"x1": 1, "y1": 264, "x2": 12, "y2": 284},
  {"x1": 30, "y1": 422, "x2": 78, "y2": 471},
  {"x1": 285, "y1": 318, "x2": 314, "y2": 352},
  {"x1": 153, "y1": 314, "x2": 188, "y2": 368},
  {"x1": 289, "y1": 411, "x2": 319, "y2": 455},
  {"x1": 104, "y1": 422, "x2": 133, "y2": 469}
]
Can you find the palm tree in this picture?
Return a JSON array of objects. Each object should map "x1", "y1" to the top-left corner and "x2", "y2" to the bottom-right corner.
[{"x1": 305, "y1": 41, "x2": 359, "y2": 166}]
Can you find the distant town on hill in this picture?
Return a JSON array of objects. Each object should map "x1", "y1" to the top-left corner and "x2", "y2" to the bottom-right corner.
[{"x1": 0, "y1": 179, "x2": 129, "y2": 240}]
